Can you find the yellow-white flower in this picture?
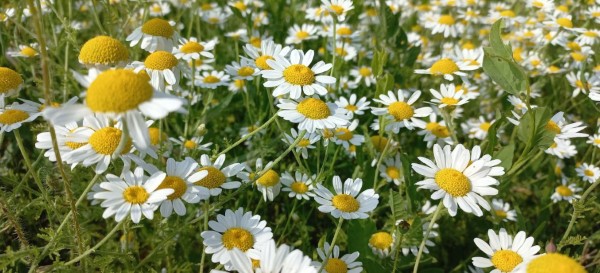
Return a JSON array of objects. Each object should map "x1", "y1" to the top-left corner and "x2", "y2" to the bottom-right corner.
[
  {"x1": 243, "y1": 40, "x2": 290, "y2": 71},
  {"x1": 7, "y1": 43, "x2": 39, "y2": 58},
  {"x1": 472, "y1": 229, "x2": 540, "y2": 273},
  {"x1": 576, "y1": 163, "x2": 600, "y2": 183},
  {"x1": 281, "y1": 171, "x2": 316, "y2": 200},
  {"x1": 369, "y1": 231, "x2": 395, "y2": 258},
  {"x1": 126, "y1": 18, "x2": 178, "y2": 52},
  {"x1": 285, "y1": 24, "x2": 319, "y2": 44},
  {"x1": 194, "y1": 70, "x2": 230, "y2": 89},
  {"x1": 430, "y1": 83, "x2": 471, "y2": 109},
  {"x1": 193, "y1": 154, "x2": 244, "y2": 197},
  {"x1": 133, "y1": 51, "x2": 183, "y2": 91},
  {"x1": 415, "y1": 58, "x2": 478, "y2": 81},
  {"x1": 371, "y1": 90, "x2": 432, "y2": 133},
  {"x1": 379, "y1": 153, "x2": 404, "y2": 186},
  {"x1": 174, "y1": 37, "x2": 216, "y2": 61},
  {"x1": 313, "y1": 176, "x2": 379, "y2": 219},
  {"x1": 321, "y1": 0, "x2": 354, "y2": 21},
  {"x1": 228, "y1": 239, "x2": 317, "y2": 273},
  {"x1": 491, "y1": 199, "x2": 517, "y2": 222},
  {"x1": 225, "y1": 59, "x2": 260, "y2": 80},
  {"x1": 0, "y1": 102, "x2": 41, "y2": 133},
  {"x1": 313, "y1": 243, "x2": 362, "y2": 273},
  {"x1": 551, "y1": 179, "x2": 582, "y2": 203},
  {"x1": 277, "y1": 97, "x2": 350, "y2": 133}
]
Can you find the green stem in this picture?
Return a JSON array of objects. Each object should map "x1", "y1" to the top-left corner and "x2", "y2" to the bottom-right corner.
[
  {"x1": 199, "y1": 200, "x2": 210, "y2": 273},
  {"x1": 212, "y1": 114, "x2": 278, "y2": 160},
  {"x1": 413, "y1": 203, "x2": 443, "y2": 273},
  {"x1": 440, "y1": 108, "x2": 459, "y2": 144},
  {"x1": 559, "y1": 178, "x2": 600, "y2": 246},
  {"x1": 373, "y1": 132, "x2": 393, "y2": 190},
  {"x1": 0, "y1": 197, "x2": 29, "y2": 249},
  {"x1": 330, "y1": 18, "x2": 337, "y2": 77},
  {"x1": 63, "y1": 221, "x2": 124, "y2": 266},
  {"x1": 318, "y1": 217, "x2": 344, "y2": 273},
  {"x1": 391, "y1": 232, "x2": 405, "y2": 273},
  {"x1": 277, "y1": 198, "x2": 298, "y2": 244},
  {"x1": 14, "y1": 129, "x2": 48, "y2": 202}
]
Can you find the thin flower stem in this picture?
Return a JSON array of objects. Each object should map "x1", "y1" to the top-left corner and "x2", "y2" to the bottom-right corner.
[
  {"x1": 373, "y1": 132, "x2": 393, "y2": 190},
  {"x1": 14, "y1": 129, "x2": 48, "y2": 202},
  {"x1": 113, "y1": 118, "x2": 130, "y2": 157},
  {"x1": 199, "y1": 200, "x2": 210, "y2": 273},
  {"x1": 277, "y1": 198, "x2": 299, "y2": 244},
  {"x1": 0, "y1": 197, "x2": 29, "y2": 249},
  {"x1": 318, "y1": 217, "x2": 344, "y2": 273},
  {"x1": 260, "y1": 130, "x2": 307, "y2": 176},
  {"x1": 440, "y1": 108, "x2": 459, "y2": 144},
  {"x1": 413, "y1": 203, "x2": 443, "y2": 273},
  {"x1": 330, "y1": 18, "x2": 337, "y2": 77},
  {"x1": 391, "y1": 232, "x2": 405, "y2": 273},
  {"x1": 62, "y1": 221, "x2": 124, "y2": 267},
  {"x1": 212, "y1": 113, "x2": 279, "y2": 160},
  {"x1": 560, "y1": 178, "x2": 600, "y2": 246}
]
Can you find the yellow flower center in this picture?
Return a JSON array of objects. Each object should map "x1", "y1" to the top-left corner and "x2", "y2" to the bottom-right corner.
[
  {"x1": 157, "y1": 176, "x2": 187, "y2": 200},
  {"x1": 332, "y1": 194, "x2": 360, "y2": 212},
  {"x1": 297, "y1": 138, "x2": 311, "y2": 147},
  {"x1": 556, "y1": 18, "x2": 573, "y2": 28},
  {"x1": 257, "y1": 170, "x2": 280, "y2": 187},
  {"x1": 583, "y1": 169, "x2": 594, "y2": 177},
  {"x1": 86, "y1": 69, "x2": 153, "y2": 113},
  {"x1": 371, "y1": 136, "x2": 389, "y2": 152},
  {"x1": 434, "y1": 168, "x2": 471, "y2": 197},
  {"x1": 250, "y1": 37, "x2": 262, "y2": 48},
  {"x1": 180, "y1": 41, "x2": 205, "y2": 54},
  {"x1": 0, "y1": 67, "x2": 24, "y2": 94},
  {"x1": 148, "y1": 127, "x2": 167, "y2": 145},
  {"x1": 479, "y1": 122, "x2": 491, "y2": 132},
  {"x1": 89, "y1": 127, "x2": 131, "y2": 155},
  {"x1": 500, "y1": 10, "x2": 516, "y2": 18},
  {"x1": 19, "y1": 46, "x2": 38, "y2": 57},
  {"x1": 545, "y1": 120, "x2": 561, "y2": 134},
  {"x1": 430, "y1": 58, "x2": 459, "y2": 75},
  {"x1": 255, "y1": 55, "x2": 274, "y2": 70},
  {"x1": 491, "y1": 250, "x2": 523, "y2": 272},
  {"x1": 195, "y1": 166, "x2": 226, "y2": 189},
  {"x1": 386, "y1": 166, "x2": 401, "y2": 179},
  {"x1": 330, "y1": 4, "x2": 345, "y2": 15},
  {"x1": 237, "y1": 66, "x2": 255, "y2": 77},
  {"x1": 290, "y1": 181, "x2": 309, "y2": 193},
  {"x1": 335, "y1": 128, "x2": 353, "y2": 141},
  {"x1": 234, "y1": 79, "x2": 245, "y2": 89},
  {"x1": 283, "y1": 64, "x2": 315, "y2": 86},
  {"x1": 79, "y1": 36, "x2": 129, "y2": 65},
  {"x1": 358, "y1": 67, "x2": 372, "y2": 77},
  {"x1": 495, "y1": 209, "x2": 507, "y2": 219},
  {"x1": 525, "y1": 253, "x2": 587, "y2": 273},
  {"x1": 440, "y1": 97, "x2": 459, "y2": 106},
  {"x1": 369, "y1": 232, "x2": 393, "y2": 250},
  {"x1": 122, "y1": 186, "x2": 149, "y2": 204},
  {"x1": 556, "y1": 185, "x2": 573, "y2": 196},
  {"x1": 296, "y1": 98, "x2": 331, "y2": 119},
  {"x1": 432, "y1": 124, "x2": 451, "y2": 138},
  {"x1": 388, "y1": 101, "x2": 414, "y2": 121},
  {"x1": 222, "y1": 227, "x2": 254, "y2": 251},
  {"x1": 184, "y1": 140, "x2": 197, "y2": 149},
  {"x1": 203, "y1": 75, "x2": 221, "y2": 84},
  {"x1": 566, "y1": 41, "x2": 581, "y2": 51},
  {"x1": 438, "y1": 14, "x2": 456, "y2": 25},
  {"x1": 144, "y1": 51, "x2": 178, "y2": 70},
  {"x1": 232, "y1": 1, "x2": 247, "y2": 11},
  {"x1": 366, "y1": 8, "x2": 377, "y2": 16},
  {"x1": 594, "y1": 138, "x2": 600, "y2": 145},
  {"x1": 296, "y1": 30, "x2": 310, "y2": 39},
  {"x1": 325, "y1": 258, "x2": 348, "y2": 273},
  {"x1": 336, "y1": 27, "x2": 353, "y2": 36},
  {"x1": 0, "y1": 109, "x2": 29, "y2": 125},
  {"x1": 532, "y1": 1, "x2": 544, "y2": 8},
  {"x1": 345, "y1": 104, "x2": 358, "y2": 112},
  {"x1": 141, "y1": 18, "x2": 174, "y2": 37},
  {"x1": 571, "y1": 52, "x2": 586, "y2": 62},
  {"x1": 584, "y1": 31, "x2": 598, "y2": 37}
]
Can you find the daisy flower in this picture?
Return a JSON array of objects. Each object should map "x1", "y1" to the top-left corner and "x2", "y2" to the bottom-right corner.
[
  {"x1": 368, "y1": 231, "x2": 395, "y2": 258},
  {"x1": 371, "y1": 89, "x2": 432, "y2": 133},
  {"x1": 313, "y1": 176, "x2": 379, "y2": 219},
  {"x1": 514, "y1": 253, "x2": 587, "y2": 273},
  {"x1": 335, "y1": 94, "x2": 370, "y2": 117},
  {"x1": 285, "y1": 24, "x2": 319, "y2": 44},
  {"x1": 133, "y1": 51, "x2": 182, "y2": 91},
  {"x1": 174, "y1": 37, "x2": 216, "y2": 61},
  {"x1": 415, "y1": 57, "x2": 478, "y2": 81},
  {"x1": 228, "y1": 239, "x2": 317, "y2": 273},
  {"x1": 576, "y1": 163, "x2": 600, "y2": 183},
  {"x1": 195, "y1": 70, "x2": 230, "y2": 89},
  {"x1": 333, "y1": 119, "x2": 365, "y2": 149},
  {"x1": 321, "y1": 0, "x2": 354, "y2": 21},
  {"x1": 201, "y1": 208, "x2": 273, "y2": 268},
  {"x1": 0, "y1": 67, "x2": 24, "y2": 98},
  {"x1": 282, "y1": 128, "x2": 320, "y2": 159},
  {"x1": 262, "y1": 49, "x2": 335, "y2": 99},
  {"x1": 92, "y1": 167, "x2": 174, "y2": 223},
  {"x1": 147, "y1": 2, "x2": 170, "y2": 17},
  {"x1": 543, "y1": 12, "x2": 575, "y2": 31},
  {"x1": 551, "y1": 179, "x2": 582, "y2": 203},
  {"x1": 194, "y1": 154, "x2": 244, "y2": 197},
  {"x1": 126, "y1": 18, "x2": 178, "y2": 52},
  {"x1": 134, "y1": 157, "x2": 208, "y2": 217},
  {"x1": 277, "y1": 97, "x2": 350, "y2": 133},
  {"x1": 527, "y1": 0, "x2": 554, "y2": 12},
  {"x1": 545, "y1": 139, "x2": 577, "y2": 159},
  {"x1": 281, "y1": 171, "x2": 316, "y2": 200},
  {"x1": 379, "y1": 153, "x2": 404, "y2": 186},
  {"x1": 225, "y1": 59, "x2": 260, "y2": 80},
  {"x1": 419, "y1": 113, "x2": 453, "y2": 148},
  {"x1": 35, "y1": 122, "x2": 88, "y2": 162},
  {"x1": 546, "y1": 112, "x2": 588, "y2": 140},
  {"x1": 43, "y1": 69, "x2": 185, "y2": 153},
  {"x1": 430, "y1": 83, "x2": 470, "y2": 109},
  {"x1": 472, "y1": 228, "x2": 540, "y2": 273},
  {"x1": 491, "y1": 199, "x2": 517, "y2": 222},
  {"x1": 242, "y1": 40, "x2": 291, "y2": 71},
  {"x1": 78, "y1": 36, "x2": 129, "y2": 69},
  {"x1": 587, "y1": 133, "x2": 600, "y2": 148},
  {"x1": 7, "y1": 43, "x2": 39, "y2": 58},
  {"x1": 0, "y1": 102, "x2": 41, "y2": 133},
  {"x1": 253, "y1": 160, "x2": 283, "y2": 202},
  {"x1": 412, "y1": 144, "x2": 505, "y2": 217},
  {"x1": 313, "y1": 243, "x2": 362, "y2": 273},
  {"x1": 566, "y1": 71, "x2": 600, "y2": 97},
  {"x1": 328, "y1": 41, "x2": 358, "y2": 62},
  {"x1": 350, "y1": 66, "x2": 375, "y2": 87},
  {"x1": 464, "y1": 116, "x2": 494, "y2": 140},
  {"x1": 170, "y1": 136, "x2": 212, "y2": 153},
  {"x1": 424, "y1": 13, "x2": 464, "y2": 38}
]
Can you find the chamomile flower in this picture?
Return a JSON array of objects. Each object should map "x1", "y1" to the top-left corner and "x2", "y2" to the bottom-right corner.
[
  {"x1": 314, "y1": 176, "x2": 379, "y2": 219},
  {"x1": 285, "y1": 24, "x2": 319, "y2": 44},
  {"x1": 371, "y1": 90, "x2": 432, "y2": 133},
  {"x1": 78, "y1": 36, "x2": 129, "y2": 69},
  {"x1": 225, "y1": 59, "x2": 260, "y2": 80},
  {"x1": 412, "y1": 144, "x2": 505, "y2": 217},
  {"x1": 419, "y1": 113, "x2": 453, "y2": 148},
  {"x1": 333, "y1": 119, "x2": 364, "y2": 149},
  {"x1": 472, "y1": 228, "x2": 540, "y2": 273},
  {"x1": 415, "y1": 57, "x2": 478, "y2": 81},
  {"x1": 350, "y1": 66, "x2": 375, "y2": 87},
  {"x1": 170, "y1": 136, "x2": 212, "y2": 152},
  {"x1": 277, "y1": 97, "x2": 350, "y2": 133},
  {"x1": 147, "y1": 2, "x2": 170, "y2": 17},
  {"x1": 7, "y1": 43, "x2": 39, "y2": 58},
  {"x1": 544, "y1": 13, "x2": 575, "y2": 31},
  {"x1": 0, "y1": 102, "x2": 42, "y2": 133},
  {"x1": 527, "y1": 0, "x2": 554, "y2": 12},
  {"x1": 0, "y1": 67, "x2": 24, "y2": 98},
  {"x1": 546, "y1": 112, "x2": 588, "y2": 140},
  {"x1": 379, "y1": 153, "x2": 404, "y2": 186},
  {"x1": 281, "y1": 171, "x2": 316, "y2": 200},
  {"x1": 335, "y1": 94, "x2": 370, "y2": 117},
  {"x1": 228, "y1": 239, "x2": 318, "y2": 273},
  {"x1": 313, "y1": 243, "x2": 362, "y2": 273},
  {"x1": 126, "y1": 18, "x2": 178, "y2": 52},
  {"x1": 321, "y1": 0, "x2": 354, "y2": 21},
  {"x1": 174, "y1": 37, "x2": 216, "y2": 61},
  {"x1": 282, "y1": 128, "x2": 320, "y2": 159},
  {"x1": 92, "y1": 167, "x2": 174, "y2": 223},
  {"x1": 424, "y1": 13, "x2": 464, "y2": 38},
  {"x1": 514, "y1": 253, "x2": 587, "y2": 273},
  {"x1": 201, "y1": 208, "x2": 273, "y2": 268},
  {"x1": 243, "y1": 40, "x2": 291, "y2": 71},
  {"x1": 491, "y1": 199, "x2": 517, "y2": 222},
  {"x1": 550, "y1": 180, "x2": 582, "y2": 203},
  {"x1": 369, "y1": 231, "x2": 395, "y2": 258},
  {"x1": 430, "y1": 83, "x2": 470, "y2": 109},
  {"x1": 566, "y1": 71, "x2": 600, "y2": 97},
  {"x1": 545, "y1": 139, "x2": 577, "y2": 159},
  {"x1": 576, "y1": 163, "x2": 600, "y2": 183},
  {"x1": 587, "y1": 133, "x2": 600, "y2": 148},
  {"x1": 262, "y1": 49, "x2": 335, "y2": 99},
  {"x1": 464, "y1": 116, "x2": 494, "y2": 140},
  {"x1": 133, "y1": 51, "x2": 182, "y2": 91},
  {"x1": 195, "y1": 70, "x2": 230, "y2": 89},
  {"x1": 253, "y1": 161, "x2": 283, "y2": 202},
  {"x1": 193, "y1": 154, "x2": 244, "y2": 197},
  {"x1": 35, "y1": 122, "x2": 88, "y2": 162}
]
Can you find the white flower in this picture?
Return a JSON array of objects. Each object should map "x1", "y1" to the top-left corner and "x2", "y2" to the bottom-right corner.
[
  {"x1": 194, "y1": 154, "x2": 245, "y2": 197},
  {"x1": 472, "y1": 228, "x2": 540, "y2": 273},
  {"x1": 587, "y1": 133, "x2": 600, "y2": 148},
  {"x1": 174, "y1": 37, "x2": 216, "y2": 61},
  {"x1": 126, "y1": 18, "x2": 178, "y2": 52},
  {"x1": 254, "y1": 160, "x2": 282, "y2": 202},
  {"x1": 545, "y1": 139, "x2": 577, "y2": 159},
  {"x1": 281, "y1": 171, "x2": 316, "y2": 200},
  {"x1": 282, "y1": 128, "x2": 320, "y2": 159},
  {"x1": 194, "y1": 70, "x2": 230, "y2": 89},
  {"x1": 285, "y1": 24, "x2": 319, "y2": 44},
  {"x1": 371, "y1": 90, "x2": 432, "y2": 133},
  {"x1": 6, "y1": 43, "x2": 39, "y2": 58},
  {"x1": 314, "y1": 176, "x2": 379, "y2": 219},
  {"x1": 491, "y1": 199, "x2": 517, "y2": 222},
  {"x1": 321, "y1": 0, "x2": 354, "y2": 21},
  {"x1": 335, "y1": 94, "x2": 370, "y2": 117},
  {"x1": 464, "y1": 116, "x2": 494, "y2": 140},
  {"x1": 350, "y1": 66, "x2": 375, "y2": 87},
  {"x1": 229, "y1": 239, "x2": 317, "y2": 273},
  {"x1": 576, "y1": 163, "x2": 600, "y2": 183},
  {"x1": 262, "y1": 49, "x2": 336, "y2": 99},
  {"x1": 35, "y1": 121, "x2": 86, "y2": 162},
  {"x1": 550, "y1": 180, "x2": 582, "y2": 203},
  {"x1": 415, "y1": 57, "x2": 478, "y2": 81},
  {"x1": 132, "y1": 51, "x2": 183, "y2": 91},
  {"x1": 170, "y1": 136, "x2": 212, "y2": 152},
  {"x1": 242, "y1": 40, "x2": 291, "y2": 71},
  {"x1": 423, "y1": 13, "x2": 464, "y2": 38},
  {"x1": 0, "y1": 102, "x2": 42, "y2": 133},
  {"x1": 379, "y1": 153, "x2": 404, "y2": 186},
  {"x1": 225, "y1": 59, "x2": 260, "y2": 80},
  {"x1": 547, "y1": 112, "x2": 588, "y2": 140},
  {"x1": 277, "y1": 97, "x2": 350, "y2": 133},
  {"x1": 419, "y1": 113, "x2": 453, "y2": 148},
  {"x1": 368, "y1": 231, "x2": 395, "y2": 258},
  {"x1": 92, "y1": 167, "x2": 174, "y2": 223},
  {"x1": 333, "y1": 119, "x2": 365, "y2": 149},
  {"x1": 430, "y1": 83, "x2": 470, "y2": 109},
  {"x1": 313, "y1": 243, "x2": 362, "y2": 273}
]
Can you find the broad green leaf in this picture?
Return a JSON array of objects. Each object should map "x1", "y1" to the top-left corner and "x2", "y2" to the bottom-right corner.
[
  {"x1": 517, "y1": 107, "x2": 555, "y2": 150},
  {"x1": 405, "y1": 46, "x2": 421, "y2": 67},
  {"x1": 483, "y1": 47, "x2": 528, "y2": 95},
  {"x1": 347, "y1": 220, "x2": 390, "y2": 272},
  {"x1": 489, "y1": 19, "x2": 512, "y2": 59}
]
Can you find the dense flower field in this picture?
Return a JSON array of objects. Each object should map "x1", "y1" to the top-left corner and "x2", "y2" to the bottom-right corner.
[{"x1": 1, "y1": 0, "x2": 599, "y2": 272}]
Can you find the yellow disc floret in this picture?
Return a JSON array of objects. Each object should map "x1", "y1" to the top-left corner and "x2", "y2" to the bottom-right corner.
[
  {"x1": 545, "y1": 120, "x2": 561, "y2": 134},
  {"x1": 283, "y1": 64, "x2": 315, "y2": 86},
  {"x1": 89, "y1": 127, "x2": 131, "y2": 155},
  {"x1": 526, "y1": 253, "x2": 587, "y2": 273},
  {"x1": 290, "y1": 181, "x2": 309, "y2": 194},
  {"x1": 386, "y1": 166, "x2": 401, "y2": 179},
  {"x1": 388, "y1": 102, "x2": 414, "y2": 121},
  {"x1": 195, "y1": 166, "x2": 226, "y2": 188},
  {"x1": 369, "y1": 232, "x2": 394, "y2": 250},
  {"x1": 332, "y1": 194, "x2": 360, "y2": 212},
  {"x1": 0, "y1": 109, "x2": 29, "y2": 125},
  {"x1": 434, "y1": 168, "x2": 471, "y2": 197},
  {"x1": 556, "y1": 185, "x2": 573, "y2": 196},
  {"x1": 297, "y1": 98, "x2": 331, "y2": 119},
  {"x1": 491, "y1": 250, "x2": 523, "y2": 272},
  {"x1": 86, "y1": 69, "x2": 153, "y2": 113},
  {"x1": 237, "y1": 66, "x2": 255, "y2": 77},
  {"x1": 255, "y1": 55, "x2": 274, "y2": 70},
  {"x1": 19, "y1": 46, "x2": 38, "y2": 57},
  {"x1": 0, "y1": 67, "x2": 24, "y2": 95},
  {"x1": 222, "y1": 228, "x2": 254, "y2": 251},
  {"x1": 79, "y1": 36, "x2": 129, "y2": 65},
  {"x1": 438, "y1": 14, "x2": 456, "y2": 25},
  {"x1": 180, "y1": 41, "x2": 204, "y2": 54},
  {"x1": 123, "y1": 186, "x2": 149, "y2": 204},
  {"x1": 144, "y1": 51, "x2": 178, "y2": 70},
  {"x1": 430, "y1": 58, "x2": 459, "y2": 75},
  {"x1": 325, "y1": 258, "x2": 348, "y2": 273},
  {"x1": 157, "y1": 176, "x2": 187, "y2": 200},
  {"x1": 257, "y1": 170, "x2": 280, "y2": 187},
  {"x1": 141, "y1": 18, "x2": 174, "y2": 37}
]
